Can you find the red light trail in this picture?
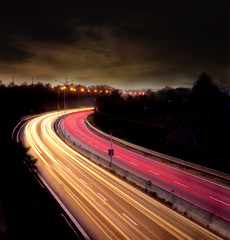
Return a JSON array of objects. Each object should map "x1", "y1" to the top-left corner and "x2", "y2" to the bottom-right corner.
[{"x1": 61, "y1": 110, "x2": 230, "y2": 222}]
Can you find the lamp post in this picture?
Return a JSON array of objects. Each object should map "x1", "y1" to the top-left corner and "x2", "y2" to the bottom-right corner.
[
  {"x1": 60, "y1": 85, "x2": 66, "y2": 113},
  {"x1": 70, "y1": 80, "x2": 83, "y2": 108},
  {"x1": 70, "y1": 87, "x2": 77, "y2": 108},
  {"x1": 79, "y1": 87, "x2": 85, "y2": 108},
  {"x1": 70, "y1": 85, "x2": 85, "y2": 108},
  {"x1": 55, "y1": 78, "x2": 72, "y2": 140},
  {"x1": 51, "y1": 85, "x2": 64, "y2": 118}
]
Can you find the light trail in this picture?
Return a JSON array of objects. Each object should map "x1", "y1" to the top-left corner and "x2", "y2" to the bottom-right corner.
[
  {"x1": 61, "y1": 110, "x2": 230, "y2": 223},
  {"x1": 20, "y1": 109, "x2": 224, "y2": 240}
]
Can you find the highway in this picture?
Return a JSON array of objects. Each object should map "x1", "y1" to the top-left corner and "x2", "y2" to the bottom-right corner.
[
  {"x1": 18, "y1": 109, "x2": 224, "y2": 240},
  {"x1": 61, "y1": 110, "x2": 230, "y2": 224}
]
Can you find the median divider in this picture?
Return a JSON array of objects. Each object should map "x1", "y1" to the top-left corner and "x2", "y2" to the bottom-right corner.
[
  {"x1": 86, "y1": 116, "x2": 230, "y2": 181},
  {"x1": 55, "y1": 115, "x2": 230, "y2": 240}
]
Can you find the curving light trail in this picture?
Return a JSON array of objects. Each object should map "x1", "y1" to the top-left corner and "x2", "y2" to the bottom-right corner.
[
  {"x1": 20, "y1": 108, "x2": 223, "y2": 240},
  {"x1": 61, "y1": 110, "x2": 230, "y2": 224}
]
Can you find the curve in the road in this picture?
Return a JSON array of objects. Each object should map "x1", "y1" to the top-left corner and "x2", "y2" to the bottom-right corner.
[
  {"x1": 19, "y1": 109, "x2": 225, "y2": 240},
  {"x1": 60, "y1": 110, "x2": 230, "y2": 224}
]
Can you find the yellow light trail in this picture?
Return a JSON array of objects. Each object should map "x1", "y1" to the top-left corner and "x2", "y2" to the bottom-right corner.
[{"x1": 23, "y1": 108, "x2": 223, "y2": 240}]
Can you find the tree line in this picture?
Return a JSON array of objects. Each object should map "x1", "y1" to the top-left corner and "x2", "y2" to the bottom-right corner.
[
  {"x1": 96, "y1": 72, "x2": 228, "y2": 121},
  {"x1": 93, "y1": 72, "x2": 229, "y2": 162},
  {"x1": 0, "y1": 81, "x2": 115, "y2": 120}
]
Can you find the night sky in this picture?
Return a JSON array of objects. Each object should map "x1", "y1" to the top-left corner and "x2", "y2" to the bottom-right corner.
[{"x1": 0, "y1": 0, "x2": 229, "y2": 89}]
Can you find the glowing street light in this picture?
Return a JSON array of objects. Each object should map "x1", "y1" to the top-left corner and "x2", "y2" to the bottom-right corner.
[
  {"x1": 55, "y1": 78, "x2": 72, "y2": 140},
  {"x1": 51, "y1": 84, "x2": 67, "y2": 118},
  {"x1": 70, "y1": 87, "x2": 76, "y2": 92},
  {"x1": 70, "y1": 85, "x2": 85, "y2": 108}
]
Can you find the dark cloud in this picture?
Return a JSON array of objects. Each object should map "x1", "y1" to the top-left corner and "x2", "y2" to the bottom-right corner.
[
  {"x1": 0, "y1": 0, "x2": 229, "y2": 88},
  {"x1": 0, "y1": 42, "x2": 34, "y2": 63}
]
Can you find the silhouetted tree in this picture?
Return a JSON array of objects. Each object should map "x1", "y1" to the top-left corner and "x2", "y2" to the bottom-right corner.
[
  {"x1": 192, "y1": 73, "x2": 219, "y2": 100},
  {"x1": 191, "y1": 72, "x2": 221, "y2": 111}
]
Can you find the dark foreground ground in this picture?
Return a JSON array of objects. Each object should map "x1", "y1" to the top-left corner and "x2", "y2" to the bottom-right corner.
[{"x1": 0, "y1": 117, "x2": 79, "y2": 240}]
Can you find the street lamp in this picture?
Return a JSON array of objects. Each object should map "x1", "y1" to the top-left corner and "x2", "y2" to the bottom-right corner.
[
  {"x1": 71, "y1": 85, "x2": 85, "y2": 108},
  {"x1": 70, "y1": 87, "x2": 76, "y2": 92},
  {"x1": 78, "y1": 88, "x2": 85, "y2": 108},
  {"x1": 51, "y1": 85, "x2": 65, "y2": 118},
  {"x1": 60, "y1": 85, "x2": 66, "y2": 113},
  {"x1": 70, "y1": 87, "x2": 78, "y2": 108},
  {"x1": 55, "y1": 79, "x2": 72, "y2": 140},
  {"x1": 70, "y1": 80, "x2": 86, "y2": 108}
]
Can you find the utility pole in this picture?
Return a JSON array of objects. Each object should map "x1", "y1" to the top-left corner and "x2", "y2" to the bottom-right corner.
[{"x1": 108, "y1": 130, "x2": 114, "y2": 167}]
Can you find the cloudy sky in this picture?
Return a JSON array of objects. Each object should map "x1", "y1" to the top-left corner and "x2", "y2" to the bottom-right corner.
[{"x1": 0, "y1": 0, "x2": 229, "y2": 89}]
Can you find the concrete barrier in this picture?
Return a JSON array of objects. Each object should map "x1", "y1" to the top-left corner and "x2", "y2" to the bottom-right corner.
[{"x1": 55, "y1": 117, "x2": 230, "y2": 240}]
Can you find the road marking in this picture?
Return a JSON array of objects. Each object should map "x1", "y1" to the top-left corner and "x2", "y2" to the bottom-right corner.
[
  {"x1": 80, "y1": 178, "x2": 87, "y2": 185},
  {"x1": 174, "y1": 181, "x2": 188, "y2": 188},
  {"x1": 122, "y1": 213, "x2": 138, "y2": 226},
  {"x1": 129, "y1": 161, "x2": 138, "y2": 166},
  {"x1": 149, "y1": 170, "x2": 159, "y2": 175},
  {"x1": 67, "y1": 167, "x2": 72, "y2": 172},
  {"x1": 97, "y1": 192, "x2": 108, "y2": 201},
  {"x1": 209, "y1": 196, "x2": 230, "y2": 206}
]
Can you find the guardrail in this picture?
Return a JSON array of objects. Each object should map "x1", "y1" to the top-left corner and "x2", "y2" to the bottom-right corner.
[
  {"x1": 85, "y1": 116, "x2": 230, "y2": 182},
  {"x1": 56, "y1": 113, "x2": 230, "y2": 239}
]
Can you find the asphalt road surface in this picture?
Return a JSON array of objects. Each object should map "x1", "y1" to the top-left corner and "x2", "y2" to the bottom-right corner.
[
  {"x1": 60, "y1": 110, "x2": 230, "y2": 224},
  {"x1": 18, "y1": 109, "x2": 224, "y2": 240}
]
